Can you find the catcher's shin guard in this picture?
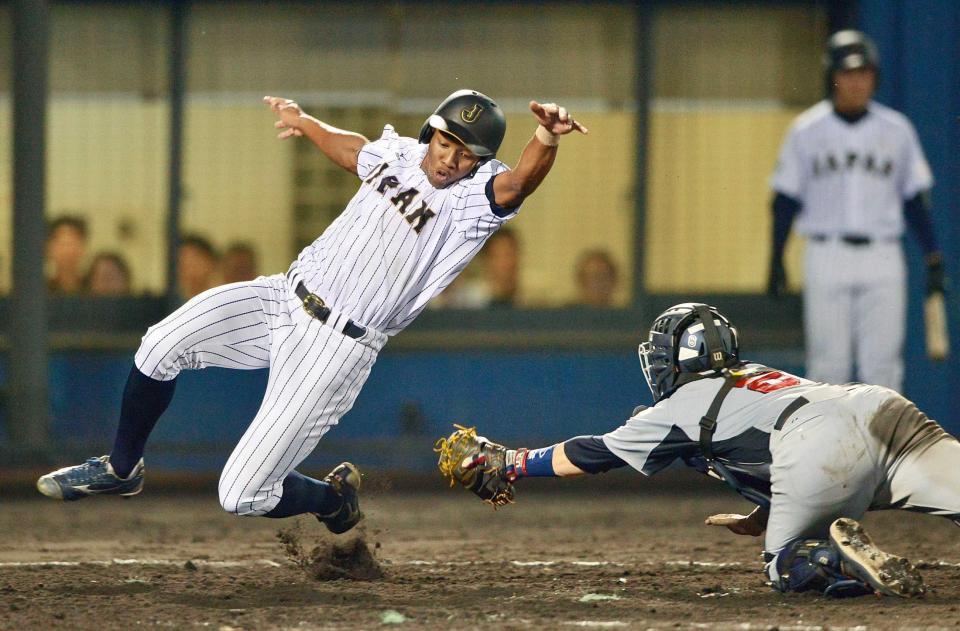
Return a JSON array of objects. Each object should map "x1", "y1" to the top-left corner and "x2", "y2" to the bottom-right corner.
[
  {"x1": 769, "y1": 538, "x2": 873, "y2": 597},
  {"x1": 769, "y1": 519, "x2": 926, "y2": 598}
]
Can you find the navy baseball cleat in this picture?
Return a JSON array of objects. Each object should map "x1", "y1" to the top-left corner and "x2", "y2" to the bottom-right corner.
[
  {"x1": 829, "y1": 517, "x2": 926, "y2": 597},
  {"x1": 36, "y1": 456, "x2": 145, "y2": 501},
  {"x1": 315, "y1": 462, "x2": 363, "y2": 534}
]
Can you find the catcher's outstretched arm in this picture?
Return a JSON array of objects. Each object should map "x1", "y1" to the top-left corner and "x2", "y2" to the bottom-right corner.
[
  {"x1": 548, "y1": 444, "x2": 585, "y2": 477},
  {"x1": 559, "y1": 436, "x2": 628, "y2": 475},
  {"x1": 435, "y1": 426, "x2": 628, "y2": 509}
]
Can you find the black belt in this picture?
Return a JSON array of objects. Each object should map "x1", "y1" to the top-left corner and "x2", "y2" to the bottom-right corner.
[
  {"x1": 809, "y1": 234, "x2": 873, "y2": 246},
  {"x1": 293, "y1": 282, "x2": 366, "y2": 340},
  {"x1": 774, "y1": 396, "x2": 809, "y2": 431}
]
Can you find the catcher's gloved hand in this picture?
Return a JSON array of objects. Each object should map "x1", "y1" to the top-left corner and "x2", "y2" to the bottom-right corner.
[{"x1": 434, "y1": 425, "x2": 519, "y2": 508}]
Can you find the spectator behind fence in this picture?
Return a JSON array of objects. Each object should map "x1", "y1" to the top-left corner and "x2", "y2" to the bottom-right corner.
[
  {"x1": 177, "y1": 234, "x2": 220, "y2": 301},
  {"x1": 222, "y1": 242, "x2": 260, "y2": 284},
  {"x1": 574, "y1": 249, "x2": 619, "y2": 308},
  {"x1": 431, "y1": 226, "x2": 521, "y2": 309},
  {"x1": 85, "y1": 252, "x2": 132, "y2": 296},
  {"x1": 429, "y1": 269, "x2": 491, "y2": 309},
  {"x1": 482, "y1": 226, "x2": 521, "y2": 308},
  {"x1": 46, "y1": 215, "x2": 89, "y2": 294}
]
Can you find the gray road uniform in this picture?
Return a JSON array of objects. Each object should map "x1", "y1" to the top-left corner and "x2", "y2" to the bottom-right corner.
[{"x1": 601, "y1": 362, "x2": 960, "y2": 579}]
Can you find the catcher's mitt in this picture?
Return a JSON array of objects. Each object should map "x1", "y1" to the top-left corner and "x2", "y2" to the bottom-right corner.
[{"x1": 434, "y1": 425, "x2": 517, "y2": 508}]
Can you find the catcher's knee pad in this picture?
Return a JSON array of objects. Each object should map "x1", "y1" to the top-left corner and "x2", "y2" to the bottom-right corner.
[{"x1": 767, "y1": 539, "x2": 872, "y2": 597}]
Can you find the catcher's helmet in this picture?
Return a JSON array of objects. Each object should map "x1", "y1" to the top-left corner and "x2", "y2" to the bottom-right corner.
[
  {"x1": 638, "y1": 303, "x2": 739, "y2": 402},
  {"x1": 418, "y1": 90, "x2": 506, "y2": 158},
  {"x1": 824, "y1": 30, "x2": 880, "y2": 92}
]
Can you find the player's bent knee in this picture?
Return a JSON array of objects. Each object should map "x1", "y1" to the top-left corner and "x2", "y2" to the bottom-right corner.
[
  {"x1": 218, "y1": 489, "x2": 278, "y2": 517},
  {"x1": 135, "y1": 325, "x2": 196, "y2": 380}
]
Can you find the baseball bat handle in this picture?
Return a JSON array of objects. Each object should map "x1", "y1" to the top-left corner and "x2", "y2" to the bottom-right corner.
[{"x1": 925, "y1": 291, "x2": 950, "y2": 361}]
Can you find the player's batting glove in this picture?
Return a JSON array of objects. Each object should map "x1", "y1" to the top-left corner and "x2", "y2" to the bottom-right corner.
[
  {"x1": 767, "y1": 259, "x2": 787, "y2": 299},
  {"x1": 435, "y1": 425, "x2": 517, "y2": 508},
  {"x1": 926, "y1": 254, "x2": 946, "y2": 295}
]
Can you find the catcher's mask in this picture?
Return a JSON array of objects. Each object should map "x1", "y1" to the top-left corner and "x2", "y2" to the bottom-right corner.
[
  {"x1": 418, "y1": 89, "x2": 506, "y2": 159},
  {"x1": 638, "y1": 303, "x2": 739, "y2": 402}
]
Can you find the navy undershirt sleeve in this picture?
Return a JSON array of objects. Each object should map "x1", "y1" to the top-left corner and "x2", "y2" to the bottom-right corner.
[
  {"x1": 564, "y1": 436, "x2": 628, "y2": 474},
  {"x1": 485, "y1": 174, "x2": 516, "y2": 218},
  {"x1": 770, "y1": 192, "x2": 801, "y2": 263},
  {"x1": 903, "y1": 192, "x2": 939, "y2": 256}
]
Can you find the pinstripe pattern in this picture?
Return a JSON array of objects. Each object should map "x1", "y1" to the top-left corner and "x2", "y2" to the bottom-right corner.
[
  {"x1": 132, "y1": 126, "x2": 517, "y2": 516},
  {"x1": 135, "y1": 282, "x2": 283, "y2": 380},
  {"x1": 296, "y1": 125, "x2": 518, "y2": 336},
  {"x1": 218, "y1": 317, "x2": 379, "y2": 516},
  {"x1": 135, "y1": 273, "x2": 384, "y2": 516}
]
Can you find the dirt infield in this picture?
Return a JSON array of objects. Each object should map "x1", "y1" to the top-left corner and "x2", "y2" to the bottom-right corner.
[{"x1": 1, "y1": 479, "x2": 959, "y2": 630}]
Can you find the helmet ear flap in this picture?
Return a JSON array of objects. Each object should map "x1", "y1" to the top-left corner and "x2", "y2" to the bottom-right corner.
[{"x1": 418, "y1": 120, "x2": 433, "y2": 144}]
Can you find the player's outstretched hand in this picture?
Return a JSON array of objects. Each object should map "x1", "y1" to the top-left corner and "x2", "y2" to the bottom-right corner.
[
  {"x1": 263, "y1": 96, "x2": 305, "y2": 140},
  {"x1": 530, "y1": 101, "x2": 588, "y2": 136},
  {"x1": 704, "y1": 507, "x2": 768, "y2": 537}
]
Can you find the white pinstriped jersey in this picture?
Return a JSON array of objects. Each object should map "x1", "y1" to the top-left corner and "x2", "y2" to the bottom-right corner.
[
  {"x1": 295, "y1": 125, "x2": 518, "y2": 335},
  {"x1": 771, "y1": 100, "x2": 932, "y2": 239}
]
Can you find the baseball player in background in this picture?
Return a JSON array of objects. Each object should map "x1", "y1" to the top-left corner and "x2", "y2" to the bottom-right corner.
[
  {"x1": 767, "y1": 30, "x2": 947, "y2": 392},
  {"x1": 437, "y1": 303, "x2": 960, "y2": 597},
  {"x1": 37, "y1": 90, "x2": 587, "y2": 535}
]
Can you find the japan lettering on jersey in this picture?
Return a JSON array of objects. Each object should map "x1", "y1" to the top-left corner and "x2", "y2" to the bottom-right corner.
[
  {"x1": 295, "y1": 125, "x2": 518, "y2": 335},
  {"x1": 771, "y1": 101, "x2": 932, "y2": 239}
]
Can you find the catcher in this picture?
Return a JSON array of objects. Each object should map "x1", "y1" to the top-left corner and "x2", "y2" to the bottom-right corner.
[{"x1": 436, "y1": 302, "x2": 960, "y2": 597}]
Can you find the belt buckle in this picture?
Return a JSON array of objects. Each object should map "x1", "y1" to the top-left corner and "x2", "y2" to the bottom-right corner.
[{"x1": 302, "y1": 293, "x2": 327, "y2": 320}]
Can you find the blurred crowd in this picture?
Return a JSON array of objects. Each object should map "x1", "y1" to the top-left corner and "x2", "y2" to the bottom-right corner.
[
  {"x1": 46, "y1": 216, "x2": 617, "y2": 308},
  {"x1": 45, "y1": 215, "x2": 260, "y2": 301},
  {"x1": 432, "y1": 227, "x2": 621, "y2": 309}
]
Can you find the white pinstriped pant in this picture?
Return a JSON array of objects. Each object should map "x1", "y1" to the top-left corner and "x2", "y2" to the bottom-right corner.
[
  {"x1": 803, "y1": 238, "x2": 906, "y2": 391},
  {"x1": 134, "y1": 272, "x2": 387, "y2": 516}
]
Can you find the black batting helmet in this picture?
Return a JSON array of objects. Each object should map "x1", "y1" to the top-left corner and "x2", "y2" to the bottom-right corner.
[
  {"x1": 824, "y1": 30, "x2": 880, "y2": 92},
  {"x1": 418, "y1": 90, "x2": 506, "y2": 158}
]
